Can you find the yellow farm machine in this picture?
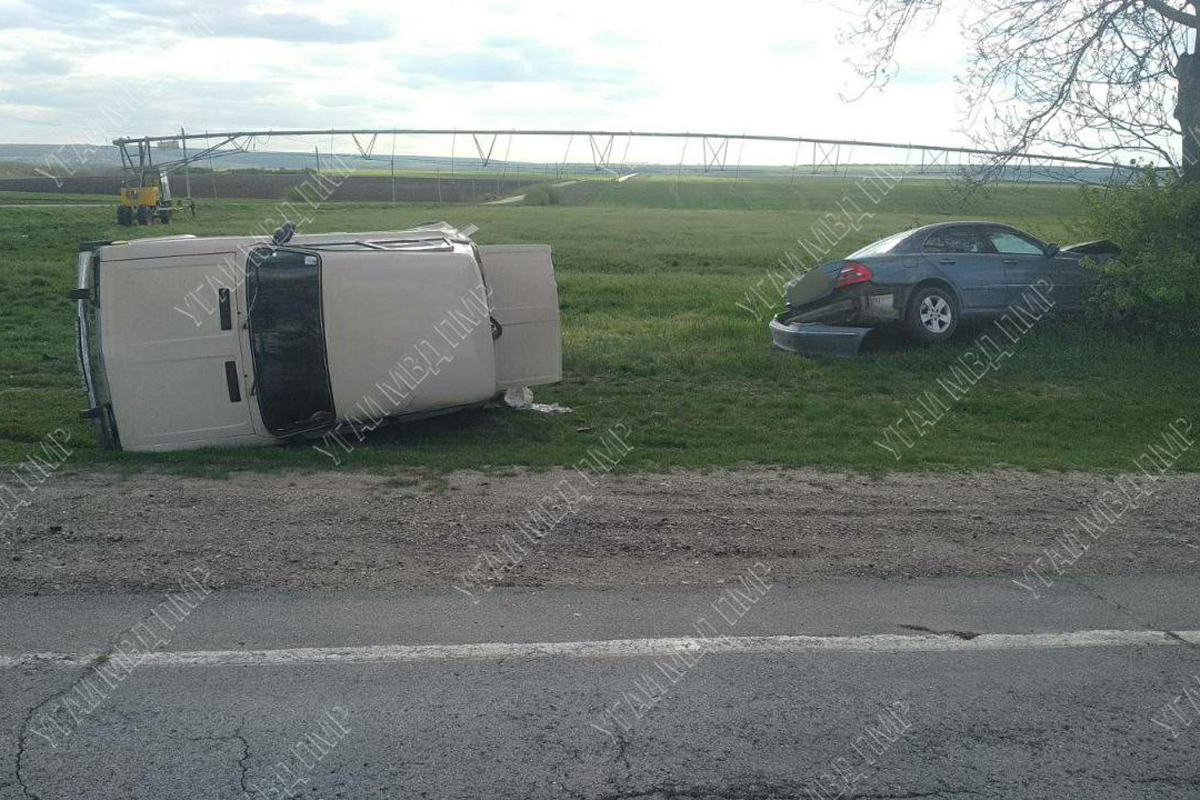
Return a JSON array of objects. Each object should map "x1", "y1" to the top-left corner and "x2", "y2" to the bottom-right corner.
[
  {"x1": 115, "y1": 134, "x2": 199, "y2": 227},
  {"x1": 117, "y1": 167, "x2": 194, "y2": 226}
]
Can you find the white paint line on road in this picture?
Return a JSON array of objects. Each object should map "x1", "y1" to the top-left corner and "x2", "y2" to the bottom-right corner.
[{"x1": 2, "y1": 629, "x2": 1198, "y2": 670}]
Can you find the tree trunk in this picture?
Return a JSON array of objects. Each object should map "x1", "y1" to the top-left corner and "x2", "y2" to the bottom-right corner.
[{"x1": 1179, "y1": 51, "x2": 1200, "y2": 181}]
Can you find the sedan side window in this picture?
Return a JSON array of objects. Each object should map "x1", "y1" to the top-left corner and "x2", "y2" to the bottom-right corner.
[
  {"x1": 988, "y1": 231, "x2": 1045, "y2": 256},
  {"x1": 923, "y1": 229, "x2": 990, "y2": 255}
]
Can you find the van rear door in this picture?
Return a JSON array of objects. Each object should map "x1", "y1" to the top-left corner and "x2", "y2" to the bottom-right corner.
[
  {"x1": 98, "y1": 248, "x2": 260, "y2": 450},
  {"x1": 477, "y1": 245, "x2": 562, "y2": 389}
]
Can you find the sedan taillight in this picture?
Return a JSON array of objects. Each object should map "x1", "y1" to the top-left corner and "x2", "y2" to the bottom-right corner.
[{"x1": 835, "y1": 261, "x2": 874, "y2": 288}]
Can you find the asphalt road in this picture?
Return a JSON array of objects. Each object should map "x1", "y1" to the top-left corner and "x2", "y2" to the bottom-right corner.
[{"x1": 3, "y1": 573, "x2": 1200, "y2": 800}]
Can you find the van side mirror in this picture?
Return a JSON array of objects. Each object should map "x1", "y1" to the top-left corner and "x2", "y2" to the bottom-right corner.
[{"x1": 1046, "y1": 243, "x2": 1060, "y2": 257}]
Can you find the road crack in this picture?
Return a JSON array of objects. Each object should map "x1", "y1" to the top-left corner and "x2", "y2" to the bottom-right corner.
[
  {"x1": 233, "y1": 718, "x2": 252, "y2": 797},
  {"x1": 896, "y1": 624, "x2": 980, "y2": 641},
  {"x1": 11, "y1": 593, "x2": 204, "y2": 800},
  {"x1": 849, "y1": 791, "x2": 990, "y2": 799},
  {"x1": 185, "y1": 715, "x2": 251, "y2": 795},
  {"x1": 614, "y1": 732, "x2": 632, "y2": 779},
  {"x1": 14, "y1": 648, "x2": 114, "y2": 800},
  {"x1": 1061, "y1": 575, "x2": 1200, "y2": 654}
]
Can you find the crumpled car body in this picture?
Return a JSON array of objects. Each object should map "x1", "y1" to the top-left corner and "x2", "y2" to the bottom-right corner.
[{"x1": 771, "y1": 221, "x2": 1119, "y2": 356}]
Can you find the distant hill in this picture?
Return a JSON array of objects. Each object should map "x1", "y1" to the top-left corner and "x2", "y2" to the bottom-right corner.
[
  {"x1": 0, "y1": 142, "x2": 545, "y2": 174},
  {"x1": 0, "y1": 143, "x2": 124, "y2": 173},
  {"x1": 0, "y1": 142, "x2": 1121, "y2": 185}
]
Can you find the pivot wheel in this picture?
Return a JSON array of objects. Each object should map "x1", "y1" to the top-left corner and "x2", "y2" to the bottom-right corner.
[{"x1": 905, "y1": 286, "x2": 958, "y2": 343}]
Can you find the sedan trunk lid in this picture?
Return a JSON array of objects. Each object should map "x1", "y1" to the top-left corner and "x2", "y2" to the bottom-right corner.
[{"x1": 784, "y1": 263, "x2": 841, "y2": 308}]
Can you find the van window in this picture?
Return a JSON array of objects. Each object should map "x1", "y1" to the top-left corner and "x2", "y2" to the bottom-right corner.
[{"x1": 245, "y1": 248, "x2": 336, "y2": 436}]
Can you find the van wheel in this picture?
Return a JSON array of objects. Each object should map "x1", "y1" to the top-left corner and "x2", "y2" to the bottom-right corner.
[
  {"x1": 117, "y1": 206, "x2": 131, "y2": 226},
  {"x1": 136, "y1": 206, "x2": 151, "y2": 226},
  {"x1": 905, "y1": 286, "x2": 958, "y2": 342}
]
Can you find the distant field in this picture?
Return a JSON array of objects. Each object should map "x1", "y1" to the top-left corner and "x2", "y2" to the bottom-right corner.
[
  {"x1": 559, "y1": 174, "x2": 1089, "y2": 221},
  {"x1": 0, "y1": 163, "x2": 44, "y2": 179},
  {"x1": 0, "y1": 190, "x2": 110, "y2": 204},
  {"x1": 1, "y1": 176, "x2": 1196, "y2": 475},
  {"x1": 0, "y1": 166, "x2": 1108, "y2": 216},
  {"x1": 0, "y1": 172, "x2": 540, "y2": 203}
]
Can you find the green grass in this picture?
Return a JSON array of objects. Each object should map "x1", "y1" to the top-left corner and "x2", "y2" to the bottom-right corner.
[
  {"x1": 0, "y1": 190, "x2": 110, "y2": 204},
  {"x1": 0, "y1": 176, "x2": 1196, "y2": 475},
  {"x1": 561, "y1": 174, "x2": 1092, "y2": 224}
]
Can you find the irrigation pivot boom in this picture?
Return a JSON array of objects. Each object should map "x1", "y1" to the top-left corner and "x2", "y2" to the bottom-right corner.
[{"x1": 113, "y1": 128, "x2": 1150, "y2": 200}]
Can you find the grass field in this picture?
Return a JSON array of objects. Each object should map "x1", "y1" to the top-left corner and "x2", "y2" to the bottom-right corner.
[
  {"x1": 1, "y1": 175, "x2": 1196, "y2": 476},
  {"x1": 0, "y1": 192, "x2": 109, "y2": 204}
]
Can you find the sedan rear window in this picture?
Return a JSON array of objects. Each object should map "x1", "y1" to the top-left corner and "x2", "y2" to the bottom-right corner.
[
  {"x1": 923, "y1": 229, "x2": 993, "y2": 254},
  {"x1": 848, "y1": 229, "x2": 914, "y2": 258},
  {"x1": 245, "y1": 248, "x2": 336, "y2": 436}
]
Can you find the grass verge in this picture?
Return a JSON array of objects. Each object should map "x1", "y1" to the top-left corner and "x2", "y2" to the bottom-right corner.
[{"x1": 0, "y1": 177, "x2": 1195, "y2": 475}]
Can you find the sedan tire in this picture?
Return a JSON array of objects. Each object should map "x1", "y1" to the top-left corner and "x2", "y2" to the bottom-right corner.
[{"x1": 905, "y1": 286, "x2": 958, "y2": 343}]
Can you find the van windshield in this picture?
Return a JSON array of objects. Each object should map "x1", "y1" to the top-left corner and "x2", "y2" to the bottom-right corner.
[{"x1": 245, "y1": 247, "x2": 336, "y2": 436}]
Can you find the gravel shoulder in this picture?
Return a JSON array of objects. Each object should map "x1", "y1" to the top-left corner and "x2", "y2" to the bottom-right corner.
[{"x1": 2, "y1": 468, "x2": 1197, "y2": 594}]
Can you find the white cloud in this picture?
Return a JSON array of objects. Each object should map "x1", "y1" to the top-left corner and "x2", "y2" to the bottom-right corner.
[{"x1": 0, "y1": 0, "x2": 977, "y2": 162}]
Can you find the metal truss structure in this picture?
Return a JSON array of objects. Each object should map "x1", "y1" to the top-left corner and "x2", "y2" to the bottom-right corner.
[{"x1": 114, "y1": 127, "x2": 1148, "y2": 195}]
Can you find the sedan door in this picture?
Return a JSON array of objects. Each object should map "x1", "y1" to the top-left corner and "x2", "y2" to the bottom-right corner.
[
  {"x1": 983, "y1": 228, "x2": 1081, "y2": 308},
  {"x1": 921, "y1": 226, "x2": 1007, "y2": 311}
]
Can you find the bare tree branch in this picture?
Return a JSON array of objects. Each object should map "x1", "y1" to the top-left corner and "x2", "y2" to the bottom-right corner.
[
  {"x1": 840, "y1": 0, "x2": 1200, "y2": 179},
  {"x1": 1141, "y1": 0, "x2": 1198, "y2": 27}
]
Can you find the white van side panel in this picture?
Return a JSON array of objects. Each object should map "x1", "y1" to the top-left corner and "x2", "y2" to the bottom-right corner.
[
  {"x1": 478, "y1": 245, "x2": 562, "y2": 389},
  {"x1": 320, "y1": 249, "x2": 497, "y2": 420}
]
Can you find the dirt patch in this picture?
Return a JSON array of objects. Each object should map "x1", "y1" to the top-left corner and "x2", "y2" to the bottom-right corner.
[{"x1": 1, "y1": 468, "x2": 1196, "y2": 594}]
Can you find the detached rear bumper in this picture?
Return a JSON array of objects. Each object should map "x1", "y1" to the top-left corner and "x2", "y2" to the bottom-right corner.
[{"x1": 769, "y1": 317, "x2": 872, "y2": 359}]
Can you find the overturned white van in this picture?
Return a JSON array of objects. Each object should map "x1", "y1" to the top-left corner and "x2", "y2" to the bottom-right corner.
[{"x1": 73, "y1": 223, "x2": 561, "y2": 451}]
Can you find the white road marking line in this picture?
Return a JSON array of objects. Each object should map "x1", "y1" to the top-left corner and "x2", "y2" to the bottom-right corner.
[{"x1": 2, "y1": 629, "x2": 1198, "y2": 670}]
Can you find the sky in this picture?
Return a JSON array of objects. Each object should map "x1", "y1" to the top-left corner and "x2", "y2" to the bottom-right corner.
[{"x1": 0, "y1": 0, "x2": 972, "y2": 164}]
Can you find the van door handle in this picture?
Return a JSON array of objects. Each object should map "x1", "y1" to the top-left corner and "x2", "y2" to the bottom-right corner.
[
  {"x1": 224, "y1": 361, "x2": 241, "y2": 403},
  {"x1": 1002, "y1": 259, "x2": 1020, "y2": 265},
  {"x1": 938, "y1": 259, "x2": 956, "y2": 266},
  {"x1": 218, "y1": 288, "x2": 232, "y2": 330}
]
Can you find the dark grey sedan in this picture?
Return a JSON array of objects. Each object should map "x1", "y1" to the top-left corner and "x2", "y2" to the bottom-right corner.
[{"x1": 772, "y1": 221, "x2": 1118, "y2": 347}]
